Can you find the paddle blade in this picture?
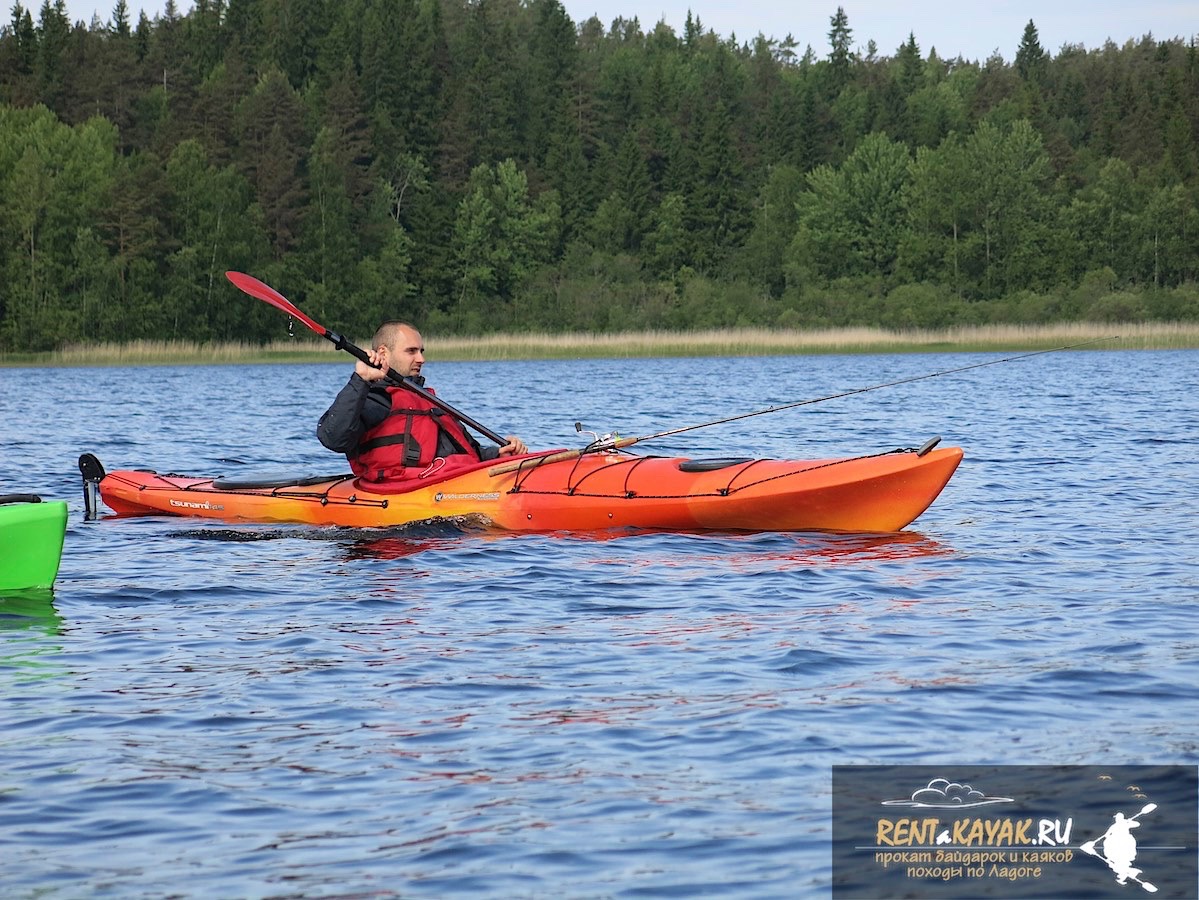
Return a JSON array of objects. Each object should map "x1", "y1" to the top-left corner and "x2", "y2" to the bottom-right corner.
[{"x1": 226, "y1": 271, "x2": 326, "y2": 337}]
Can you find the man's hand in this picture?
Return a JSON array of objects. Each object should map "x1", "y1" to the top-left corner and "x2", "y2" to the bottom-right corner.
[
  {"x1": 354, "y1": 348, "x2": 388, "y2": 381},
  {"x1": 497, "y1": 435, "x2": 528, "y2": 456}
]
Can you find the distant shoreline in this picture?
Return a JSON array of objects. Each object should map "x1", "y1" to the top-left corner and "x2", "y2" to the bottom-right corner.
[{"x1": 3, "y1": 322, "x2": 1196, "y2": 366}]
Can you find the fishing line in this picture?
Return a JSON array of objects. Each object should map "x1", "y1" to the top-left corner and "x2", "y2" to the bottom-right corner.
[{"x1": 633, "y1": 337, "x2": 1118, "y2": 446}]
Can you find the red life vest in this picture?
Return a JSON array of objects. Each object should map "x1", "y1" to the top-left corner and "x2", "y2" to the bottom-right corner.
[{"x1": 350, "y1": 385, "x2": 481, "y2": 483}]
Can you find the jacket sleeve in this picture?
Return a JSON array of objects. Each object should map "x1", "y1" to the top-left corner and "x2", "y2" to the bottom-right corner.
[{"x1": 317, "y1": 375, "x2": 386, "y2": 453}]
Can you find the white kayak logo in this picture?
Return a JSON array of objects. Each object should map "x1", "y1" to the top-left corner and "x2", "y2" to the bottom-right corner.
[
  {"x1": 1080, "y1": 802, "x2": 1159, "y2": 892},
  {"x1": 168, "y1": 498, "x2": 224, "y2": 511}
]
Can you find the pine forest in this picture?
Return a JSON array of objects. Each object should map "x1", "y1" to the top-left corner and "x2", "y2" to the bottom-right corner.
[{"x1": 1, "y1": 0, "x2": 1198, "y2": 351}]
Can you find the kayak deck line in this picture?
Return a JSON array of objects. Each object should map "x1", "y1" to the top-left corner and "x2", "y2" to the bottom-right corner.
[
  {"x1": 506, "y1": 450, "x2": 913, "y2": 500},
  {"x1": 99, "y1": 469, "x2": 388, "y2": 509}
]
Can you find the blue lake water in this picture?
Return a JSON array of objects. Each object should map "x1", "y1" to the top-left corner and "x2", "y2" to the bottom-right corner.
[{"x1": 1, "y1": 349, "x2": 1196, "y2": 897}]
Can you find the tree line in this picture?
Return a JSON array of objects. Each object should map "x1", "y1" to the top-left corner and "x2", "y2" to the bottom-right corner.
[{"x1": 1, "y1": 0, "x2": 1197, "y2": 351}]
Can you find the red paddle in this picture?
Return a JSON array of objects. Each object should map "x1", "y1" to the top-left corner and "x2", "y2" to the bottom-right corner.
[{"x1": 226, "y1": 271, "x2": 508, "y2": 446}]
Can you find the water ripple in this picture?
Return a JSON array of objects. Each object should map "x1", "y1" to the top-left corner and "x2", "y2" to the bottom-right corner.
[{"x1": 1, "y1": 351, "x2": 1197, "y2": 896}]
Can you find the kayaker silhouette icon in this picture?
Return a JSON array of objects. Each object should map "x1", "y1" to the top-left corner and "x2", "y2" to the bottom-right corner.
[{"x1": 1080, "y1": 803, "x2": 1159, "y2": 893}]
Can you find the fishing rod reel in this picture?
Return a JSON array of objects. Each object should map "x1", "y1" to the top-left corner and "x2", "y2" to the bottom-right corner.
[{"x1": 575, "y1": 421, "x2": 623, "y2": 453}]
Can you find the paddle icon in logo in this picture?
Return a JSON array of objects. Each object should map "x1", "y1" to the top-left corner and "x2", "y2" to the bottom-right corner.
[
  {"x1": 1080, "y1": 803, "x2": 1159, "y2": 893},
  {"x1": 881, "y1": 777, "x2": 1014, "y2": 809}
]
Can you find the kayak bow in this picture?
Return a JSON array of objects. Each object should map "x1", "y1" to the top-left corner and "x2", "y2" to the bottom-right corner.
[{"x1": 0, "y1": 495, "x2": 68, "y2": 591}]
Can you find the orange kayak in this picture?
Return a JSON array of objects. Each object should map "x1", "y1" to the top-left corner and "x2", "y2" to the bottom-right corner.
[{"x1": 81, "y1": 444, "x2": 962, "y2": 534}]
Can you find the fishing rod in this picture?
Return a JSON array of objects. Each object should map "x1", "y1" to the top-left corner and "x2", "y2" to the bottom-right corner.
[
  {"x1": 488, "y1": 336, "x2": 1116, "y2": 476},
  {"x1": 635, "y1": 336, "x2": 1118, "y2": 445}
]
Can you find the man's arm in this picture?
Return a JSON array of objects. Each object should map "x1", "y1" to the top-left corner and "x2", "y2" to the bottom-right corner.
[
  {"x1": 479, "y1": 436, "x2": 528, "y2": 459},
  {"x1": 317, "y1": 375, "x2": 387, "y2": 453}
]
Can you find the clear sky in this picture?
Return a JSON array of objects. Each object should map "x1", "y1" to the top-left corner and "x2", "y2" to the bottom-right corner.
[{"x1": 62, "y1": 1, "x2": 1198, "y2": 63}]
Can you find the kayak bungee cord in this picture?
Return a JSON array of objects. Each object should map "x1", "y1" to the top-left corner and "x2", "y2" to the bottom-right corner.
[
  {"x1": 489, "y1": 337, "x2": 1116, "y2": 476},
  {"x1": 505, "y1": 448, "x2": 921, "y2": 500}
]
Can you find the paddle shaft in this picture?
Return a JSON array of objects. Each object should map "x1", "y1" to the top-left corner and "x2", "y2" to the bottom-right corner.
[{"x1": 225, "y1": 271, "x2": 508, "y2": 446}]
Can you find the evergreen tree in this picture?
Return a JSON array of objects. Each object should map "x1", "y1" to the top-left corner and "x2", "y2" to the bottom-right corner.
[
  {"x1": 685, "y1": 99, "x2": 749, "y2": 274},
  {"x1": 98, "y1": 150, "x2": 167, "y2": 339},
  {"x1": 34, "y1": 0, "x2": 71, "y2": 111},
  {"x1": 526, "y1": 0, "x2": 578, "y2": 167},
  {"x1": 267, "y1": 0, "x2": 327, "y2": 89},
  {"x1": 233, "y1": 66, "x2": 309, "y2": 259},
  {"x1": 162, "y1": 138, "x2": 268, "y2": 339},
  {"x1": 297, "y1": 125, "x2": 362, "y2": 329},
  {"x1": 1015, "y1": 20, "x2": 1047, "y2": 84},
  {"x1": 541, "y1": 99, "x2": 591, "y2": 246},
  {"x1": 736, "y1": 163, "x2": 805, "y2": 296},
  {"x1": 826, "y1": 6, "x2": 853, "y2": 94},
  {"x1": 0, "y1": 5, "x2": 40, "y2": 106}
]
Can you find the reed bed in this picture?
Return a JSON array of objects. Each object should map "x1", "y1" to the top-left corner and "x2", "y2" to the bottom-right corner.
[
  {"x1": 430, "y1": 321, "x2": 1199, "y2": 358},
  {"x1": 32, "y1": 339, "x2": 340, "y2": 366},
  {"x1": 3, "y1": 322, "x2": 1197, "y2": 367}
]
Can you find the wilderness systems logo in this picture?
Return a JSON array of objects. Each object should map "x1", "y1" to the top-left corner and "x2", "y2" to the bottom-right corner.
[
  {"x1": 831, "y1": 766, "x2": 1198, "y2": 899},
  {"x1": 433, "y1": 492, "x2": 500, "y2": 503}
]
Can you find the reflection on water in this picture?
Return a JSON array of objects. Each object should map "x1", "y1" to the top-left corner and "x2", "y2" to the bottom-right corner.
[
  {"x1": 163, "y1": 516, "x2": 955, "y2": 571},
  {"x1": 746, "y1": 530, "x2": 952, "y2": 566},
  {"x1": 0, "y1": 588, "x2": 64, "y2": 683},
  {"x1": 344, "y1": 525, "x2": 954, "y2": 566},
  {"x1": 0, "y1": 588, "x2": 62, "y2": 634}
]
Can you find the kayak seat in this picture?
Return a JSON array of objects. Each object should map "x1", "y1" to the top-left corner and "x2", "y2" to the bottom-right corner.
[
  {"x1": 212, "y1": 473, "x2": 351, "y2": 490},
  {"x1": 676, "y1": 458, "x2": 755, "y2": 473}
]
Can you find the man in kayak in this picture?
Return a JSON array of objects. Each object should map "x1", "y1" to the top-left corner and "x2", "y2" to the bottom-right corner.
[{"x1": 317, "y1": 321, "x2": 527, "y2": 482}]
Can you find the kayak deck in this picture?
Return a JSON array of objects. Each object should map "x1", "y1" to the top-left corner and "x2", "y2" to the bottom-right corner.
[{"x1": 86, "y1": 444, "x2": 963, "y2": 534}]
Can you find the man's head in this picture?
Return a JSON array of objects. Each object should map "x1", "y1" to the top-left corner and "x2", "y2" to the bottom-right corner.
[{"x1": 371, "y1": 321, "x2": 425, "y2": 378}]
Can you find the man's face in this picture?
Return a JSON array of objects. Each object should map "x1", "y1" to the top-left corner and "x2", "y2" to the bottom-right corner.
[{"x1": 386, "y1": 325, "x2": 425, "y2": 378}]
